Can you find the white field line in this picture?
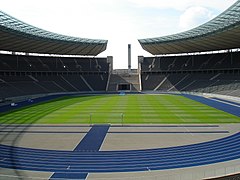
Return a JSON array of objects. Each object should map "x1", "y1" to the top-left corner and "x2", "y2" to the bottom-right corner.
[{"x1": 173, "y1": 113, "x2": 193, "y2": 136}]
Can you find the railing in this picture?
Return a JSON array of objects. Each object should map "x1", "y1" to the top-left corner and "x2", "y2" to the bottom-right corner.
[{"x1": 112, "y1": 69, "x2": 138, "y2": 74}]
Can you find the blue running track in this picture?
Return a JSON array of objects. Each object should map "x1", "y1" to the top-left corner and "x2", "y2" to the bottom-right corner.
[
  {"x1": 183, "y1": 94, "x2": 240, "y2": 117},
  {"x1": 0, "y1": 94, "x2": 65, "y2": 113},
  {"x1": 74, "y1": 125, "x2": 110, "y2": 151},
  {"x1": 0, "y1": 133, "x2": 240, "y2": 175},
  {"x1": 211, "y1": 97, "x2": 240, "y2": 106},
  {"x1": 50, "y1": 125, "x2": 110, "y2": 179}
]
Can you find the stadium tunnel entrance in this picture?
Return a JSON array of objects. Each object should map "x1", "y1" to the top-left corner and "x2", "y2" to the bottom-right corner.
[{"x1": 117, "y1": 83, "x2": 131, "y2": 91}]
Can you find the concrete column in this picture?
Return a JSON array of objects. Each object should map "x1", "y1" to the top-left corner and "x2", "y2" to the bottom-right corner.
[
  {"x1": 128, "y1": 44, "x2": 131, "y2": 73},
  {"x1": 107, "y1": 56, "x2": 113, "y2": 73}
]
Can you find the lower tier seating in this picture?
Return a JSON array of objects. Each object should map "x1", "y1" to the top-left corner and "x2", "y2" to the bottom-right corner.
[
  {"x1": 0, "y1": 74, "x2": 108, "y2": 98},
  {"x1": 141, "y1": 72, "x2": 240, "y2": 97}
]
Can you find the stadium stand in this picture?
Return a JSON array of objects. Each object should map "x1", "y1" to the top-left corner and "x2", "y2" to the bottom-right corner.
[
  {"x1": 0, "y1": 10, "x2": 109, "y2": 99},
  {"x1": 141, "y1": 52, "x2": 240, "y2": 72},
  {"x1": 0, "y1": 54, "x2": 110, "y2": 98},
  {"x1": 140, "y1": 51, "x2": 240, "y2": 96}
]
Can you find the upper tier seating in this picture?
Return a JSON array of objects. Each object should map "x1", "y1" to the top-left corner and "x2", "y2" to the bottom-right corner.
[
  {"x1": 0, "y1": 54, "x2": 109, "y2": 72},
  {"x1": 141, "y1": 51, "x2": 240, "y2": 72}
]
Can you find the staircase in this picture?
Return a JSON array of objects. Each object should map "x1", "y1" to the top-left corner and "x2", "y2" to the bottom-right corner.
[{"x1": 107, "y1": 71, "x2": 140, "y2": 92}]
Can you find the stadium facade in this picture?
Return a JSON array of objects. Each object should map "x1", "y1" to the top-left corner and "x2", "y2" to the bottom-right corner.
[
  {"x1": 0, "y1": 1, "x2": 240, "y2": 180},
  {"x1": 0, "y1": 0, "x2": 239, "y2": 99}
]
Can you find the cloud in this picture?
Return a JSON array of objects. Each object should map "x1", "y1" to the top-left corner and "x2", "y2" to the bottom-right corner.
[
  {"x1": 179, "y1": 6, "x2": 215, "y2": 30},
  {"x1": 128, "y1": 0, "x2": 191, "y2": 10},
  {"x1": 128, "y1": 0, "x2": 238, "y2": 11}
]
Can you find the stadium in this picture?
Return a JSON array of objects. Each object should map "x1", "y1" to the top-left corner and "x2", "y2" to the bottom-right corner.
[{"x1": 0, "y1": 0, "x2": 240, "y2": 180}]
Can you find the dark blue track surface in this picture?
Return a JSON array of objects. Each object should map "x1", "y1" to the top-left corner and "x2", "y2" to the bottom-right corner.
[
  {"x1": 0, "y1": 94, "x2": 65, "y2": 113},
  {"x1": 50, "y1": 173, "x2": 87, "y2": 180},
  {"x1": 212, "y1": 98, "x2": 240, "y2": 106},
  {"x1": 74, "y1": 125, "x2": 110, "y2": 151},
  {"x1": 183, "y1": 94, "x2": 240, "y2": 117},
  {"x1": 50, "y1": 125, "x2": 110, "y2": 179},
  {"x1": 0, "y1": 133, "x2": 240, "y2": 174}
]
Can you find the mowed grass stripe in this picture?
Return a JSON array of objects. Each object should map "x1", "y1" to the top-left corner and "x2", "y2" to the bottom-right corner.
[{"x1": 0, "y1": 94, "x2": 239, "y2": 124}]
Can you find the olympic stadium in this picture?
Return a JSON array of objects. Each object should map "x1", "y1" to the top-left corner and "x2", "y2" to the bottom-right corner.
[{"x1": 0, "y1": 1, "x2": 240, "y2": 180}]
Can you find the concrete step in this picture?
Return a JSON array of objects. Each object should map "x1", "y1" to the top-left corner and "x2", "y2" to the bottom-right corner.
[{"x1": 107, "y1": 74, "x2": 140, "y2": 92}]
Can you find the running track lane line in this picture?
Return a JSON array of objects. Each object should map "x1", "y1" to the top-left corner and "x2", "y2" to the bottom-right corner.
[
  {"x1": 0, "y1": 132, "x2": 240, "y2": 173},
  {"x1": 211, "y1": 98, "x2": 240, "y2": 107},
  {"x1": 50, "y1": 124, "x2": 110, "y2": 180}
]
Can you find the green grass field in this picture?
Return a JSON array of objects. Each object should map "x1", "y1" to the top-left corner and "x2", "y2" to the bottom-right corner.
[{"x1": 0, "y1": 94, "x2": 239, "y2": 124}]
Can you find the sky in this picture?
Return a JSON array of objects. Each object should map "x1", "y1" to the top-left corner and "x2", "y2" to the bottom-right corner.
[{"x1": 0, "y1": 0, "x2": 237, "y2": 69}]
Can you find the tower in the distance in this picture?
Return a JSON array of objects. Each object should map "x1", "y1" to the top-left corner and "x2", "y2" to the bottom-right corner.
[{"x1": 128, "y1": 44, "x2": 131, "y2": 73}]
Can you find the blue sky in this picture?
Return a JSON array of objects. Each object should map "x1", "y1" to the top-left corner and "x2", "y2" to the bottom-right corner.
[{"x1": 0, "y1": 0, "x2": 237, "y2": 69}]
